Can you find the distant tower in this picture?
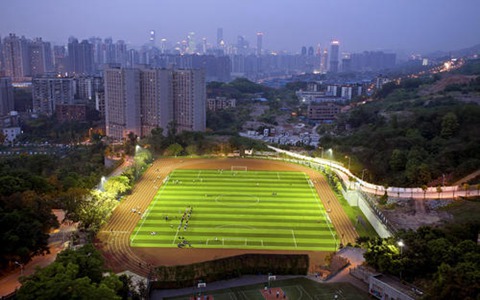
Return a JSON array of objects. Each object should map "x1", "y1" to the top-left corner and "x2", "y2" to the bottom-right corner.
[
  {"x1": 217, "y1": 28, "x2": 223, "y2": 47},
  {"x1": 256, "y1": 32, "x2": 263, "y2": 56},
  {"x1": 3, "y1": 34, "x2": 30, "y2": 82},
  {"x1": 187, "y1": 32, "x2": 196, "y2": 54},
  {"x1": 202, "y1": 38, "x2": 207, "y2": 54},
  {"x1": 329, "y1": 40, "x2": 340, "y2": 73},
  {"x1": 160, "y1": 38, "x2": 167, "y2": 54},
  {"x1": 308, "y1": 46, "x2": 314, "y2": 56},
  {"x1": 301, "y1": 46, "x2": 307, "y2": 56},
  {"x1": 320, "y1": 48, "x2": 328, "y2": 73},
  {"x1": 149, "y1": 30, "x2": 155, "y2": 47}
]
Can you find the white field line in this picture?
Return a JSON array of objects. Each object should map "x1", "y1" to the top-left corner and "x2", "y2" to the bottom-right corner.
[
  {"x1": 304, "y1": 174, "x2": 337, "y2": 248},
  {"x1": 172, "y1": 225, "x2": 181, "y2": 244},
  {"x1": 291, "y1": 229, "x2": 298, "y2": 248},
  {"x1": 131, "y1": 176, "x2": 169, "y2": 244}
]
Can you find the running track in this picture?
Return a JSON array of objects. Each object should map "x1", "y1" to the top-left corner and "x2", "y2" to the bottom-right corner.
[{"x1": 95, "y1": 158, "x2": 358, "y2": 276}]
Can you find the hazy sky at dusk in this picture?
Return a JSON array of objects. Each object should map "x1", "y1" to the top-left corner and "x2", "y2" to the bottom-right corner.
[{"x1": 1, "y1": 0, "x2": 479, "y2": 54}]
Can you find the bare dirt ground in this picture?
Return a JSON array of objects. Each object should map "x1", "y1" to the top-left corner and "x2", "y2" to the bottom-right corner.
[
  {"x1": 381, "y1": 198, "x2": 453, "y2": 230},
  {"x1": 96, "y1": 158, "x2": 357, "y2": 276}
]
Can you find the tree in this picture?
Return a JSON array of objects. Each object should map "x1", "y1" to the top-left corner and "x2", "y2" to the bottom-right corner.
[
  {"x1": 421, "y1": 185, "x2": 428, "y2": 199},
  {"x1": 103, "y1": 176, "x2": 131, "y2": 198},
  {"x1": 164, "y1": 143, "x2": 183, "y2": 157},
  {"x1": 436, "y1": 185, "x2": 443, "y2": 199},
  {"x1": 440, "y1": 112, "x2": 459, "y2": 138},
  {"x1": 17, "y1": 245, "x2": 122, "y2": 300}
]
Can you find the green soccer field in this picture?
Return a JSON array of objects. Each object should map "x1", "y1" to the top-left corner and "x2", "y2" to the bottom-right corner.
[{"x1": 130, "y1": 169, "x2": 337, "y2": 251}]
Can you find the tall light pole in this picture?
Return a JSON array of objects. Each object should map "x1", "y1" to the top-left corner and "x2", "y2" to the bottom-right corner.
[
  {"x1": 361, "y1": 169, "x2": 367, "y2": 181},
  {"x1": 15, "y1": 261, "x2": 24, "y2": 276},
  {"x1": 345, "y1": 155, "x2": 351, "y2": 170},
  {"x1": 397, "y1": 240, "x2": 404, "y2": 255},
  {"x1": 397, "y1": 240, "x2": 405, "y2": 280},
  {"x1": 318, "y1": 146, "x2": 324, "y2": 158},
  {"x1": 327, "y1": 149, "x2": 333, "y2": 167}
]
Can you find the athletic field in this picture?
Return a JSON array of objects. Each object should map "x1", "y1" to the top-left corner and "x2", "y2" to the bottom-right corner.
[{"x1": 130, "y1": 169, "x2": 337, "y2": 251}]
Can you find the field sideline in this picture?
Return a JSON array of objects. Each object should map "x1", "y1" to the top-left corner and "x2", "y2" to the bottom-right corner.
[{"x1": 130, "y1": 169, "x2": 337, "y2": 251}]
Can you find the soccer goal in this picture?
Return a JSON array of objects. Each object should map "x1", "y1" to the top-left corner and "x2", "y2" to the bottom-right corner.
[{"x1": 231, "y1": 166, "x2": 248, "y2": 172}]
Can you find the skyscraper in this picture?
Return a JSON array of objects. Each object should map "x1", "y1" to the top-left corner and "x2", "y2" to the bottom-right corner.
[
  {"x1": 3, "y1": 34, "x2": 30, "y2": 82},
  {"x1": 256, "y1": 32, "x2": 263, "y2": 56},
  {"x1": 149, "y1": 30, "x2": 156, "y2": 47},
  {"x1": 217, "y1": 28, "x2": 223, "y2": 47},
  {"x1": 0, "y1": 77, "x2": 14, "y2": 116},
  {"x1": 329, "y1": 40, "x2": 340, "y2": 73}
]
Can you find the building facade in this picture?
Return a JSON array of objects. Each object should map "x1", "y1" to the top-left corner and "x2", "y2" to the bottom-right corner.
[
  {"x1": 105, "y1": 67, "x2": 205, "y2": 140},
  {"x1": 104, "y1": 68, "x2": 142, "y2": 139},
  {"x1": 32, "y1": 76, "x2": 75, "y2": 116},
  {"x1": 0, "y1": 77, "x2": 14, "y2": 116}
]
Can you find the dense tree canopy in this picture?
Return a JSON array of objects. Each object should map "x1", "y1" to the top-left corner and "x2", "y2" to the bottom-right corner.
[
  {"x1": 362, "y1": 221, "x2": 480, "y2": 299},
  {"x1": 17, "y1": 244, "x2": 122, "y2": 300}
]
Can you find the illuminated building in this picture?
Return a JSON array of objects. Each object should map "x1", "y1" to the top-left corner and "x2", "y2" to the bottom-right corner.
[{"x1": 329, "y1": 40, "x2": 340, "y2": 73}]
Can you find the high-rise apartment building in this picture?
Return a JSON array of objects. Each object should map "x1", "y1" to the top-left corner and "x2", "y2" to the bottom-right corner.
[
  {"x1": 140, "y1": 68, "x2": 173, "y2": 135},
  {"x1": 3, "y1": 34, "x2": 30, "y2": 82},
  {"x1": 0, "y1": 77, "x2": 14, "y2": 116},
  {"x1": 173, "y1": 69, "x2": 206, "y2": 132},
  {"x1": 32, "y1": 76, "x2": 75, "y2": 116},
  {"x1": 329, "y1": 40, "x2": 340, "y2": 73},
  {"x1": 67, "y1": 38, "x2": 94, "y2": 75},
  {"x1": 104, "y1": 68, "x2": 142, "y2": 139},
  {"x1": 29, "y1": 38, "x2": 54, "y2": 76},
  {"x1": 104, "y1": 67, "x2": 205, "y2": 140}
]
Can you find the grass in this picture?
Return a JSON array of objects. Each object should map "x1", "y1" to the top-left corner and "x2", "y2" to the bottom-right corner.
[
  {"x1": 163, "y1": 277, "x2": 371, "y2": 300},
  {"x1": 130, "y1": 169, "x2": 337, "y2": 251},
  {"x1": 334, "y1": 191, "x2": 378, "y2": 239},
  {"x1": 440, "y1": 197, "x2": 480, "y2": 223}
]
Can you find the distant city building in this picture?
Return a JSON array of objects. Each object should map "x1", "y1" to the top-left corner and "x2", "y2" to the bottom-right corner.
[
  {"x1": 256, "y1": 32, "x2": 263, "y2": 56},
  {"x1": 307, "y1": 102, "x2": 341, "y2": 122},
  {"x1": 55, "y1": 103, "x2": 87, "y2": 122},
  {"x1": 3, "y1": 34, "x2": 30, "y2": 82},
  {"x1": 0, "y1": 77, "x2": 14, "y2": 116},
  {"x1": 67, "y1": 38, "x2": 94, "y2": 75},
  {"x1": 53, "y1": 45, "x2": 68, "y2": 74},
  {"x1": 29, "y1": 38, "x2": 54, "y2": 76},
  {"x1": 329, "y1": 40, "x2": 340, "y2": 73},
  {"x1": 350, "y1": 51, "x2": 396, "y2": 71},
  {"x1": 1, "y1": 112, "x2": 21, "y2": 144},
  {"x1": 104, "y1": 67, "x2": 206, "y2": 140},
  {"x1": 32, "y1": 75, "x2": 75, "y2": 116},
  {"x1": 207, "y1": 97, "x2": 236, "y2": 111},
  {"x1": 217, "y1": 28, "x2": 224, "y2": 48}
]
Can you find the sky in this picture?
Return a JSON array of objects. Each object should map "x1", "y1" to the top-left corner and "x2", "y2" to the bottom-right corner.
[{"x1": 1, "y1": 0, "x2": 480, "y2": 55}]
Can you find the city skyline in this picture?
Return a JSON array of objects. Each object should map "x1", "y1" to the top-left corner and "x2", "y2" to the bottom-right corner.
[{"x1": 1, "y1": 0, "x2": 479, "y2": 55}]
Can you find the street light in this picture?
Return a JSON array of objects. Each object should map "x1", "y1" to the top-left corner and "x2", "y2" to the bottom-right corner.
[
  {"x1": 345, "y1": 155, "x2": 351, "y2": 170},
  {"x1": 361, "y1": 169, "x2": 367, "y2": 181},
  {"x1": 15, "y1": 261, "x2": 24, "y2": 276},
  {"x1": 318, "y1": 146, "x2": 324, "y2": 158},
  {"x1": 397, "y1": 240, "x2": 404, "y2": 255}
]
